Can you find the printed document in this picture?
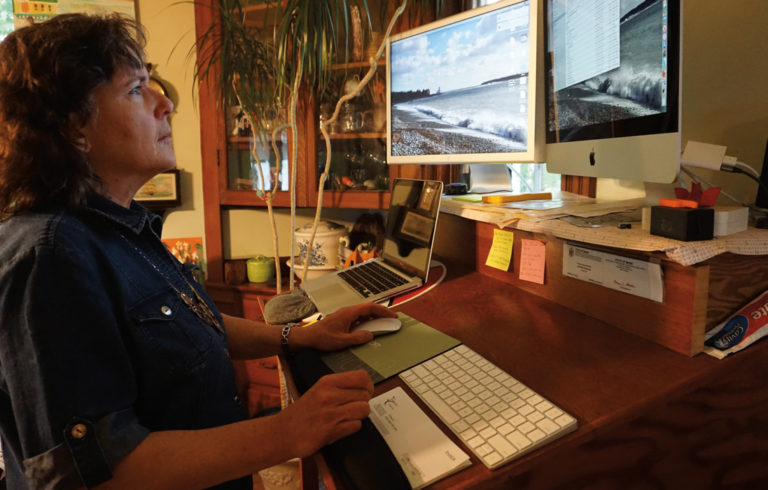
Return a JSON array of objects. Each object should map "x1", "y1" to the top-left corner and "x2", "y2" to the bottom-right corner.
[{"x1": 369, "y1": 387, "x2": 471, "y2": 489}]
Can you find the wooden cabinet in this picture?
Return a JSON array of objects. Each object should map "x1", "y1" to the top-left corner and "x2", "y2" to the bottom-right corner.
[{"x1": 193, "y1": 0, "x2": 460, "y2": 284}]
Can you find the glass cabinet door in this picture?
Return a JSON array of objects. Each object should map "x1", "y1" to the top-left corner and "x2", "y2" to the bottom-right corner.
[
  {"x1": 226, "y1": 107, "x2": 290, "y2": 193},
  {"x1": 316, "y1": 63, "x2": 390, "y2": 194}
]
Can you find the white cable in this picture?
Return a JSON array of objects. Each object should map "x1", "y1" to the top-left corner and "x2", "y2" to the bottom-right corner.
[{"x1": 731, "y1": 160, "x2": 760, "y2": 179}]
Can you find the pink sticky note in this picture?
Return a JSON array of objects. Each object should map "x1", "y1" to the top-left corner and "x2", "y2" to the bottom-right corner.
[{"x1": 519, "y1": 239, "x2": 546, "y2": 284}]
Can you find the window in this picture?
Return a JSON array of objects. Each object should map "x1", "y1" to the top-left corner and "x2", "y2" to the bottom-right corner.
[
  {"x1": 508, "y1": 163, "x2": 560, "y2": 194},
  {"x1": 0, "y1": 0, "x2": 13, "y2": 42}
]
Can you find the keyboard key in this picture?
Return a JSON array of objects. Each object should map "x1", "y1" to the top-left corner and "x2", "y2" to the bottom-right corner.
[
  {"x1": 460, "y1": 428, "x2": 476, "y2": 441},
  {"x1": 518, "y1": 421, "x2": 535, "y2": 434},
  {"x1": 479, "y1": 427, "x2": 496, "y2": 439},
  {"x1": 468, "y1": 436, "x2": 484, "y2": 449},
  {"x1": 488, "y1": 434, "x2": 518, "y2": 458},
  {"x1": 423, "y1": 391, "x2": 459, "y2": 424},
  {"x1": 507, "y1": 431, "x2": 532, "y2": 451},
  {"x1": 545, "y1": 407, "x2": 563, "y2": 419},
  {"x1": 454, "y1": 420, "x2": 469, "y2": 433},
  {"x1": 484, "y1": 452, "x2": 502, "y2": 466},
  {"x1": 411, "y1": 365, "x2": 429, "y2": 378},
  {"x1": 537, "y1": 418, "x2": 559, "y2": 434},
  {"x1": 527, "y1": 411, "x2": 544, "y2": 423},
  {"x1": 477, "y1": 444, "x2": 493, "y2": 457},
  {"x1": 528, "y1": 428, "x2": 546, "y2": 443}
]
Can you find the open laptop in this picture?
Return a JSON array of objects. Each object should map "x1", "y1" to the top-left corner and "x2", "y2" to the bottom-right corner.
[{"x1": 301, "y1": 179, "x2": 443, "y2": 316}]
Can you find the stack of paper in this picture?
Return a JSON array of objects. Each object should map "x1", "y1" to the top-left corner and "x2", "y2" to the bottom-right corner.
[{"x1": 369, "y1": 387, "x2": 471, "y2": 489}]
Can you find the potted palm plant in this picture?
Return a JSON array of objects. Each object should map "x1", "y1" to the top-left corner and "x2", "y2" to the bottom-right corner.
[{"x1": 194, "y1": 0, "x2": 447, "y2": 292}]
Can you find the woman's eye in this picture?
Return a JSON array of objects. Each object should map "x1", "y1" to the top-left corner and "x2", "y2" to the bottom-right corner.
[{"x1": 129, "y1": 85, "x2": 142, "y2": 95}]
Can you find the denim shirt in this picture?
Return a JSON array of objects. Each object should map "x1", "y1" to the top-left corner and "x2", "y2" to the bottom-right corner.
[{"x1": 0, "y1": 196, "x2": 250, "y2": 489}]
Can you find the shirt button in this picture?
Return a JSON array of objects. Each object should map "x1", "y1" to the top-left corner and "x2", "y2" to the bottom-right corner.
[
  {"x1": 161, "y1": 305, "x2": 172, "y2": 316},
  {"x1": 71, "y1": 423, "x2": 88, "y2": 439}
]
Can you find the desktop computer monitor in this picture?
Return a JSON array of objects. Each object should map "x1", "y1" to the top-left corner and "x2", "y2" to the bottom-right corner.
[
  {"x1": 544, "y1": 0, "x2": 681, "y2": 184},
  {"x1": 386, "y1": 0, "x2": 544, "y2": 165}
]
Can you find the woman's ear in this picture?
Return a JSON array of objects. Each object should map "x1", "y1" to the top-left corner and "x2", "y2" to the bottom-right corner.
[
  {"x1": 73, "y1": 134, "x2": 91, "y2": 153},
  {"x1": 68, "y1": 114, "x2": 92, "y2": 153}
]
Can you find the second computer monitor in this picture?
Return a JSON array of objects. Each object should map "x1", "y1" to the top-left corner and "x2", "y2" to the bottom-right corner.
[
  {"x1": 386, "y1": 0, "x2": 543, "y2": 165},
  {"x1": 544, "y1": 0, "x2": 681, "y2": 184}
]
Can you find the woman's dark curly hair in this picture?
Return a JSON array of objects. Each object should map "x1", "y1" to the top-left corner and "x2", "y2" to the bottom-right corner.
[{"x1": 0, "y1": 13, "x2": 146, "y2": 220}]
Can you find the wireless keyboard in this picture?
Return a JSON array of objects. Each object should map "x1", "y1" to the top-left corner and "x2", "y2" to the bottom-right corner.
[{"x1": 399, "y1": 345, "x2": 577, "y2": 469}]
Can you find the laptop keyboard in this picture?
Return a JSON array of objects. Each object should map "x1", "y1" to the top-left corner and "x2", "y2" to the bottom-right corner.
[{"x1": 338, "y1": 261, "x2": 409, "y2": 298}]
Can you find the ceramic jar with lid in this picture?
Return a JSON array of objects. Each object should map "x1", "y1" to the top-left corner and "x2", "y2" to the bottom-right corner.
[{"x1": 294, "y1": 220, "x2": 348, "y2": 268}]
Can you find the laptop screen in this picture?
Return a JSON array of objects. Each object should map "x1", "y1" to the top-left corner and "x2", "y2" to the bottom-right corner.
[{"x1": 381, "y1": 179, "x2": 443, "y2": 279}]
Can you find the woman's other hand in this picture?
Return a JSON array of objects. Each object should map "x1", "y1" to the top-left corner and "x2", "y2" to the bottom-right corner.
[{"x1": 278, "y1": 370, "x2": 374, "y2": 457}]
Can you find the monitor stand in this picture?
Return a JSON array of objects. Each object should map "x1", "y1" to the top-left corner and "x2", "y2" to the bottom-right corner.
[
  {"x1": 595, "y1": 179, "x2": 677, "y2": 205},
  {"x1": 643, "y1": 181, "x2": 679, "y2": 206},
  {"x1": 469, "y1": 164, "x2": 512, "y2": 194}
]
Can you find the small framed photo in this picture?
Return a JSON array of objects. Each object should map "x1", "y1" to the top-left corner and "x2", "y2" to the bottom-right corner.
[
  {"x1": 418, "y1": 181, "x2": 441, "y2": 213},
  {"x1": 135, "y1": 169, "x2": 181, "y2": 208},
  {"x1": 397, "y1": 209, "x2": 435, "y2": 246}
]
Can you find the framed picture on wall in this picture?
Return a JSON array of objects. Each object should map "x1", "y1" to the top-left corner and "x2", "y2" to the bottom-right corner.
[
  {"x1": 12, "y1": 0, "x2": 137, "y2": 27},
  {"x1": 135, "y1": 169, "x2": 180, "y2": 209}
]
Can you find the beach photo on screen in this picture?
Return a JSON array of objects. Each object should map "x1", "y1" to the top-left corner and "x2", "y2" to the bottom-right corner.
[{"x1": 389, "y1": 1, "x2": 531, "y2": 157}]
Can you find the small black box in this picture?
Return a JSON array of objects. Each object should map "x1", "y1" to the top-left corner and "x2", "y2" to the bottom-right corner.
[
  {"x1": 650, "y1": 206, "x2": 714, "y2": 241},
  {"x1": 444, "y1": 182, "x2": 468, "y2": 195}
]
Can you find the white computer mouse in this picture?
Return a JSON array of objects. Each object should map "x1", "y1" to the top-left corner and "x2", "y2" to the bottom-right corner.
[{"x1": 351, "y1": 317, "x2": 402, "y2": 336}]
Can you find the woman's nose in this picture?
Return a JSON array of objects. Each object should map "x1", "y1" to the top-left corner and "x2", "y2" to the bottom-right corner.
[{"x1": 155, "y1": 91, "x2": 174, "y2": 118}]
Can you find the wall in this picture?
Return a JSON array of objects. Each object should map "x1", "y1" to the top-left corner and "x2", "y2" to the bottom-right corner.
[
  {"x1": 136, "y1": 0, "x2": 206, "y2": 241},
  {"x1": 224, "y1": 207, "x2": 380, "y2": 259}
]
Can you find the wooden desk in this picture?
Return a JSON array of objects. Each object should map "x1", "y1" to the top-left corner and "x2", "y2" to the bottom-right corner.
[{"x1": 350, "y1": 266, "x2": 768, "y2": 489}]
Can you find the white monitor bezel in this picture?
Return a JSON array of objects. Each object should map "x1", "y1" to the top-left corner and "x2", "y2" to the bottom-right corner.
[{"x1": 386, "y1": 0, "x2": 543, "y2": 165}]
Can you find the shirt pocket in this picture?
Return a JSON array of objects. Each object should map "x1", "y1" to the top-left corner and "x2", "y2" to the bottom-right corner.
[{"x1": 128, "y1": 290, "x2": 214, "y2": 374}]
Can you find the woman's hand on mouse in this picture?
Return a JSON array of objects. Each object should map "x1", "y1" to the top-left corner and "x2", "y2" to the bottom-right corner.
[
  {"x1": 277, "y1": 370, "x2": 374, "y2": 458},
  {"x1": 292, "y1": 303, "x2": 397, "y2": 351}
]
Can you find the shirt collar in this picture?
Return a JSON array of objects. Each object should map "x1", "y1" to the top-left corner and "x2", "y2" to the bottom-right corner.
[{"x1": 84, "y1": 194, "x2": 164, "y2": 237}]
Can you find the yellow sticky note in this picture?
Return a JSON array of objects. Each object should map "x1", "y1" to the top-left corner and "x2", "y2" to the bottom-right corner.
[
  {"x1": 485, "y1": 228, "x2": 514, "y2": 271},
  {"x1": 519, "y1": 238, "x2": 546, "y2": 284}
]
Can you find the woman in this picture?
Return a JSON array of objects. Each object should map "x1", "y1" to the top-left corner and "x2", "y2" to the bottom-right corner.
[{"x1": 0, "y1": 13, "x2": 393, "y2": 489}]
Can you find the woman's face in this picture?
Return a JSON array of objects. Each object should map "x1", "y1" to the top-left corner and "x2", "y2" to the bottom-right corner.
[{"x1": 78, "y1": 63, "x2": 176, "y2": 204}]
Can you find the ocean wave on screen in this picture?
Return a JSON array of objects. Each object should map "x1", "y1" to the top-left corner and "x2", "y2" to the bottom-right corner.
[
  {"x1": 411, "y1": 104, "x2": 528, "y2": 144},
  {"x1": 584, "y1": 68, "x2": 663, "y2": 109}
]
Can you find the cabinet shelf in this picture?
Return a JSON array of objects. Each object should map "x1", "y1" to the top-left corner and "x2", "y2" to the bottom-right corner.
[
  {"x1": 325, "y1": 132, "x2": 386, "y2": 140},
  {"x1": 331, "y1": 60, "x2": 386, "y2": 71},
  {"x1": 228, "y1": 135, "x2": 288, "y2": 150},
  {"x1": 318, "y1": 190, "x2": 391, "y2": 209},
  {"x1": 221, "y1": 189, "x2": 293, "y2": 207}
]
